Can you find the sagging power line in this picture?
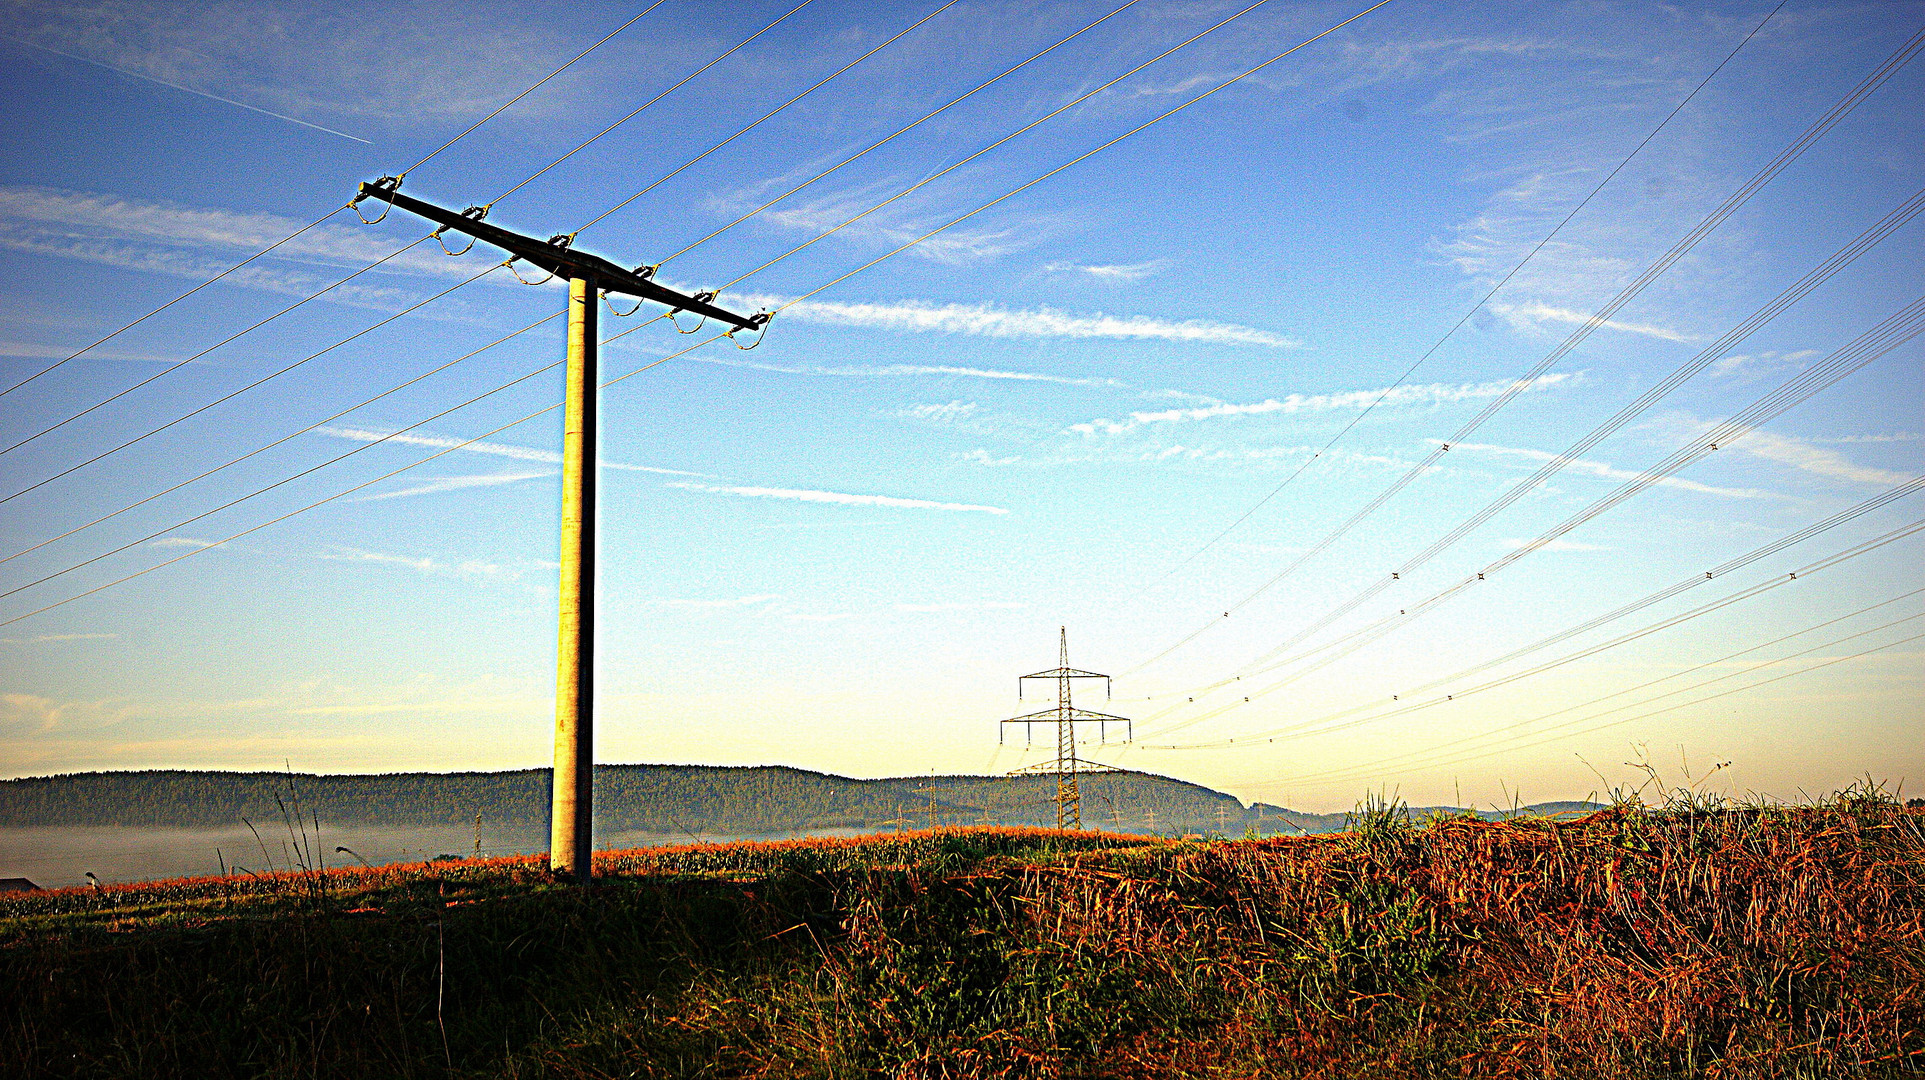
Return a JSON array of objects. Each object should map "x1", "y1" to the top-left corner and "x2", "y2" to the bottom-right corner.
[
  {"x1": 1123, "y1": 22, "x2": 1925, "y2": 681},
  {"x1": 0, "y1": 0, "x2": 667, "y2": 403}
]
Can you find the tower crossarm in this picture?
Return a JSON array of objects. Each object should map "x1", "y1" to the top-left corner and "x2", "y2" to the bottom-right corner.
[
  {"x1": 1020, "y1": 667, "x2": 1108, "y2": 681},
  {"x1": 354, "y1": 182, "x2": 765, "y2": 330}
]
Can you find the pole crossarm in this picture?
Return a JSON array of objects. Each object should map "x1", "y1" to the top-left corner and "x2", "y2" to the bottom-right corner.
[
  {"x1": 353, "y1": 182, "x2": 767, "y2": 331},
  {"x1": 1020, "y1": 666, "x2": 1109, "y2": 680}
]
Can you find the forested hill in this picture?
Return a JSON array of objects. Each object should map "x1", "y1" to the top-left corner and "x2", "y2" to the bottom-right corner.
[
  {"x1": 0, "y1": 767, "x2": 1601, "y2": 836},
  {"x1": 0, "y1": 766, "x2": 1268, "y2": 836}
]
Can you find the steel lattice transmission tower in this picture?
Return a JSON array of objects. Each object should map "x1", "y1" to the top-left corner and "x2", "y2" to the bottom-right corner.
[{"x1": 1001, "y1": 627, "x2": 1131, "y2": 829}]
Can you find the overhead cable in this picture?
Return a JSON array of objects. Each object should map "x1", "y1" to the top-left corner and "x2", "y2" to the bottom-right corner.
[
  {"x1": 1277, "y1": 588, "x2": 1925, "y2": 781},
  {"x1": 757, "y1": 0, "x2": 1399, "y2": 309},
  {"x1": 711, "y1": 0, "x2": 1316, "y2": 287},
  {"x1": 1147, "y1": 294, "x2": 1925, "y2": 737},
  {"x1": 655, "y1": 0, "x2": 1147, "y2": 267},
  {"x1": 0, "y1": 3, "x2": 1002, "y2": 570},
  {"x1": 395, "y1": 0, "x2": 671, "y2": 181},
  {"x1": 0, "y1": 311, "x2": 566, "y2": 570},
  {"x1": 1239, "y1": 185, "x2": 1925, "y2": 675},
  {"x1": 0, "y1": 262, "x2": 502, "y2": 507},
  {"x1": 0, "y1": 0, "x2": 1396, "y2": 625},
  {"x1": 570, "y1": 0, "x2": 964, "y2": 239},
  {"x1": 1282, "y1": 610, "x2": 1925, "y2": 786},
  {"x1": 1154, "y1": 515, "x2": 1925, "y2": 749},
  {"x1": 0, "y1": 1, "x2": 662, "y2": 403},
  {"x1": 0, "y1": 237, "x2": 434, "y2": 461},
  {"x1": 1121, "y1": 21, "x2": 1925, "y2": 677},
  {"x1": 0, "y1": 316, "x2": 693, "y2": 627},
  {"x1": 483, "y1": 0, "x2": 820, "y2": 210},
  {"x1": 2, "y1": 3, "x2": 813, "y2": 494},
  {"x1": 1113, "y1": 0, "x2": 1790, "y2": 609}
]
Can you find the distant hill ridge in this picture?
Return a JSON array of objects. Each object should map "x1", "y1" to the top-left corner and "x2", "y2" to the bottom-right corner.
[{"x1": 0, "y1": 767, "x2": 1601, "y2": 836}]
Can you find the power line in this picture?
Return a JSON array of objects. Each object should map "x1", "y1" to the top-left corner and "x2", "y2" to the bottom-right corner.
[
  {"x1": 0, "y1": 12, "x2": 958, "y2": 564},
  {"x1": 1346, "y1": 478, "x2": 1924, "y2": 706},
  {"x1": 760, "y1": 0, "x2": 1400, "y2": 311},
  {"x1": 1, "y1": 0, "x2": 1400, "y2": 627},
  {"x1": 1285, "y1": 607, "x2": 1925, "y2": 787},
  {"x1": 570, "y1": 0, "x2": 963, "y2": 238},
  {"x1": 0, "y1": 311, "x2": 565, "y2": 570},
  {"x1": 483, "y1": 0, "x2": 820, "y2": 210},
  {"x1": 0, "y1": 1, "x2": 663, "y2": 403},
  {"x1": 1120, "y1": 22, "x2": 1925, "y2": 678},
  {"x1": 0, "y1": 7, "x2": 1034, "y2": 573},
  {"x1": 1295, "y1": 588, "x2": 1925, "y2": 783},
  {"x1": 396, "y1": 0, "x2": 672, "y2": 181},
  {"x1": 1146, "y1": 294, "x2": 1925, "y2": 737},
  {"x1": 0, "y1": 317, "x2": 699, "y2": 631},
  {"x1": 1112, "y1": 0, "x2": 1790, "y2": 610},
  {"x1": 0, "y1": 236, "x2": 436, "y2": 462},
  {"x1": 655, "y1": 0, "x2": 1146, "y2": 267},
  {"x1": 0, "y1": 261, "x2": 502, "y2": 507},
  {"x1": 1229, "y1": 185, "x2": 1924, "y2": 678},
  {"x1": 710, "y1": 0, "x2": 1306, "y2": 287},
  {"x1": 1153, "y1": 515, "x2": 1925, "y2": 749},
  {"x1": 0, "y1": 205, "x2": 350, "y2": 401},
  {"x1": 2, "y1": 4, "x2": 820, "y2": 500}
]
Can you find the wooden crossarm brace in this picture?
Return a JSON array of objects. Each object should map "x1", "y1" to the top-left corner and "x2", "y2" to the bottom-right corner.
[{"x1": 354, "y1": 182, "x2": 766, "y2": 331}]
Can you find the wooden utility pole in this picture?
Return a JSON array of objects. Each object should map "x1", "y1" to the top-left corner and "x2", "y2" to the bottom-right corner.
[
  {"x1": 352, "y1": 180, "x2": 766, "y2": 883},
  {"x1": 551, "y1": 275, "x2": 597, "y2": 880}
]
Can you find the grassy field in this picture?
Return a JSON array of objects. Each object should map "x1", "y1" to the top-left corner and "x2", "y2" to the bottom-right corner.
[{"x1": 3, "y1": 790, "x2": 1921, "y2": 1079}]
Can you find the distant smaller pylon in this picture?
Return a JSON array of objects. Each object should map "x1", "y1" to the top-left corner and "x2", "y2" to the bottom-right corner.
[{"x1": 1000, "y1": 627, "x2": 1131, "y2": 829}]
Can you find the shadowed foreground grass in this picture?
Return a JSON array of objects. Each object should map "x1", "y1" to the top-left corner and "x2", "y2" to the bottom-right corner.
[{"x1": 2, "y1": 797, "x2": 1921, "y2": 1079}]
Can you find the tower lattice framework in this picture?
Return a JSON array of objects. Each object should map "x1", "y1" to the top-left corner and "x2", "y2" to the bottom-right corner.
[{"x1": 1002, "y1": 627, "x2": 1131, "y2": 829}]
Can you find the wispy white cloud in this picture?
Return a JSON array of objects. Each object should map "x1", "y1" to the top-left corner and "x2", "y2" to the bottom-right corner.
[
  {"x1": 316, "y1": 545, "x2": 542, "y2": 585},
  {"x1": 1725, "y1": 430, "x2": 1915, "y2": 486},
  {"x1": 1710, "y1": 349, "x2": 1821, "y2": 376},
  {"x1": 1810, "y1": 433, "x2": 1921, "y2": 445},
  {"x1": 0, "y1": 632, "x2": 118, "y2": 644},
  {"x1": 900, "y1": 400, "x2": 978, "y2": 423},
  {"x1": 0, "y1": 186, "x2": 465, "y2": 276},
  {"x1": 744, "y1": 294, "x2": 1296, "y2": 348},
  {"x1": 0, "y1": 339, "x2": 173, "y2": 363},
  {"x1": 958, "y1": 448, "x2": 1019, "y2": 466},
  {"x1": 5, "y1": 0, "x2": 585, "y2": 124},
  {"x1": 830, "y1": 363, "x2": 1122, "y2": 386},
  {"x1": 686, "y1": 353, "x2": 1125, "y2": 387},
  {"x1": 149, "y1": 536, "x2": 219, "y2": 548},
  {"x1": 314, "y1": 426, "x2": 707, "y2": 476},
  {"x1": 1045, "y1": 259, "x2": 1165, "y2": 281},
  {"x1": 1071, "y1": 374, "x2": 1576, "y2": 435},
  {"x1": 892, "y1": 601, "x2": 1026, "y2": 612},
  {"x1": 1486, "y1": 301, "x2": 1700, "y2": 342},
  {"x1": 653, "y1": 594, "x2": 784, "y2": 609},
  {"x1": 667, "y1": 481, "x2": 1007, "y2": 515},
  {"x1": 351, "y1": 470, "x2": 552, "y2": 502},
  {"x1": 1444, "y1": 440, "x2": 1770, "y2": 498},
  {"x1": 1499, "y1": 537, "x2": 1609, "y2": 551}
]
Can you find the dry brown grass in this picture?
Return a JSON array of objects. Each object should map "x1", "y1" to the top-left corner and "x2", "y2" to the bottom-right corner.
[{"x1": 3, "y1": 796, "x2": 1920, "y2": 1078}]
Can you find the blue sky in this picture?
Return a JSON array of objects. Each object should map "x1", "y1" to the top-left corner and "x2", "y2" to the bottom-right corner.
[{"x1": 0, "y1": 0, "x2": 1919, "y2": 812}]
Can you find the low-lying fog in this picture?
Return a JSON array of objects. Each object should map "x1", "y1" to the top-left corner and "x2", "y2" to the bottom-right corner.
[{"x1": 0, "y1": 823, "x2": 842, "y2": 889}]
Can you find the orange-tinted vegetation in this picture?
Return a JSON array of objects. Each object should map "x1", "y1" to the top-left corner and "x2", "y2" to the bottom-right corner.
[{"x1": 3, "y1": 795, "x2": 1920, "y2": 1078}]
